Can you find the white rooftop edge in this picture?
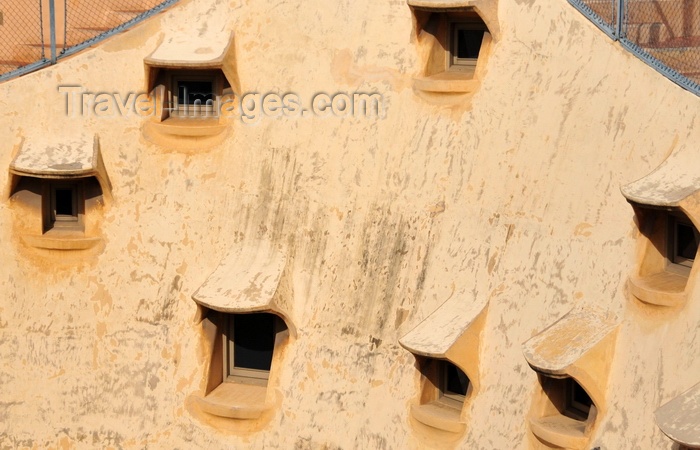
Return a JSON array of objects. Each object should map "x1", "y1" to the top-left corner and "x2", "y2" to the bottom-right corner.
[
  {"x1": 399, "y1": 294, "x2": 487, "y2": 358},
  {"x1": 656, "y1": 382, "x2": 700, "y2": 448},
  {"x1": 522, "y1": 307, "x2": 618, "y2": 376},
  {"x1": 192, "y1": 240, "x2": 287, "y2": 314},
  {"x1": 621, "y1": 149, "x2": 700, "y2": 207}
]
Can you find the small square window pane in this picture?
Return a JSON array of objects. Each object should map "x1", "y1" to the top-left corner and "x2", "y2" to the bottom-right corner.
[
  {"x1": 178, "y1": 81, "x2": 214, "y2": 105},
  {"x1": 571, "y1": 382, "x2": 591, "y2": 408},
  {"x1": 445, "y1": 362, "x2": 469, "y2": 396},
  {"x1": 233, "y1": 313, "x2": 275, "y2": 371},
  {"x1": 55, "y1": 188, "x2": 74, "y2": 216},
  {"x1": 456, "y1": 29, "x2": 484, "y2": 60},
  {"x1": 676, "y1": 222, "x2": 698, "y2": 262}
]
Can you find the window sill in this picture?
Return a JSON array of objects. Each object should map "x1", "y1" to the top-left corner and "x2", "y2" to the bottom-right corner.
[
  {"x1": 529, "y1": 415, "x2": 589, "y2": 449},
  {"x1": 628, "y1": 272, "x2": 687, "y2": 306},
  {"x1": 411, "y1": 401, "x2": 465, "y2": 433},
  {"x1": 413, "y1": 71, "x2": 479, "y2": 94},
  {"x1": 142, "y1": 117, "x2": 229, "y2": 150},
  {"x1": 196, "y1": 382, "x2": 272, "y2": 420},
  {"x1": 147, "y1": 117, "x2": 227, "y2": 137},
  {"x1": 22, "y1": 234, "x2": 101, "y2": 250}
]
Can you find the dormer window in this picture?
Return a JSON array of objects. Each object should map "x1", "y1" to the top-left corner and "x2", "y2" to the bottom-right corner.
[
  {"x1": 408, "y1": 0, "x2": 499, "y2": 97},
  {"x1": 622, "y1": 150, "x2": 700, "y2": 306},
  {"x1": 399, "y1": 296, "x2": 488, "y2": 435},
  {"x1": 523, "y1": 308, "x2": 618, "y2": 450},
  {"x1": 142, "y1": 30, "x2": 240, "y2": 149},
  {"x1": 190, "y1": 241, "x2": 297, "y2": 423},
  {"x1": 8, "y1": 134, "x2": 111, "y2": 251},
  {"x1": 626, "y1": 207, "x2": 698, "y2": 306}
]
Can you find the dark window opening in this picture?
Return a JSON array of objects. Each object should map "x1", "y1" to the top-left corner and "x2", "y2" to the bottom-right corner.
[
  {"x1": 455, "y1": 28, "x2": 484, "y2": 59},
  {"x1": 565, "y1": 379, "x2": 592, "y2": 420},
  {"x1": 177, "y1": 80, "x2": 214, "y2": 106},
  {"x1": 232, "y1": 313, "x2": 275, "y2": 372},
  {"x1": 444, "y1": 361, "x2": 469, "y2": 397},
  {"x1": 674, "y1": 221, "x2": 698, "y2": 263},
  {"x1": 55, "y1": 188, "x2": 74, "y2": 217}
]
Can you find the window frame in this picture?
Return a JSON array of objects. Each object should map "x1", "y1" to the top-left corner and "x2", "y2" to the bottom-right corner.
[
  {"x1": 438, "y1": 360, "x2": 469, "y2": 409},
  {"x1": 222, "y1": 313, "x2": 284, "y2": 385},
  {"x1": 167, "y1": 71, "x2": 223, "y2": 119},
  {"x1": 564, "y1": 378, "x2": 592, "y2": 421},
  {"x1": 448, "y1": 21, "x2": 487, "y2": 72},
  {"x1": 44, "y1": 181, "x2": 84, "y2": 233},
  {"x1": 668, "y1": 213, "x2": 699, "y2": 271}
]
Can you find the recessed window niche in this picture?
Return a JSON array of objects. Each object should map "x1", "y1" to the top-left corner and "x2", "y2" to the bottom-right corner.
[
  {"x1": 7, "y1": 134, "x2": 111, "y2": 251},
  {"x1": 622, "y1": 150, "x2": 700, "y2": 307},
  {"x1": 408, "y1": 0, "x2": 499, "y2": 101},
  {"x1": 399, "y1": 296, "x2": 488, "y2": 436},
  {"x1": 142, "y1": 30, "x2": 240, "y2": 150},
  {"x1": 523, "y1": 308, "x2": 618, "y2": 450},
  {"x1": 188, "y1": 240, "x2": 296, "y2": 426}
]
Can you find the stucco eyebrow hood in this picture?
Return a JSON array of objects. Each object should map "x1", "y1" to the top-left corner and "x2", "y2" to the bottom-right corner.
[
  {"x1": 8, "y1": 133, "x2": 111, "y2": 199},
  {"x1": 143, "y1": 29, "x2": 240, "y2": 94},
  {"x1": 522, "y1": 307, "x2": 618, "y2": 378},
  {"x1": 399, "y1": 295, "x2": 487, "y2": 359},
  {"x1": 621, "y1": 149, "x2": 700, "y2": 208},
  {"x1": 655, "y1": 382, "x2": 700, "y2": 449},
  {"x1": 191, "y1": 240, "x2": 296, "y2": 336}
]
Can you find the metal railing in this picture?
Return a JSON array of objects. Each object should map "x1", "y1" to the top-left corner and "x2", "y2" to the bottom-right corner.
[
  {"x1": 0, "y1": 0, "x2": 179, "y2": 83},
  {"x1": 570, "y1": 0, "x2": 700, "y2": 95}
]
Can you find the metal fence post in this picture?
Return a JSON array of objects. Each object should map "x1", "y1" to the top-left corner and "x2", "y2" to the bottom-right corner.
[
  {"x1": 615, "y1": 0, "x2": 624, "y2": 38},
  {"x1": 49, "y1": 0, "x2": 57, "y2": 63}
]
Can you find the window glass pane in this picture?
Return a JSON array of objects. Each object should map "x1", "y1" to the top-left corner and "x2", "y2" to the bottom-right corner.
[
  {"x1": 233, "y1": 313, "x2": 275, "y2": 371},
  {"x1": 571, "y1": 382, "x2": 592, "y2": 408},
  {"x1": 178, "y1": 81, "x2": 213, "y2": 105},
  {"x1": 676, "y1": 222, "x2": 698, "y2": 261},
  {"x1": 456, "y1": 29, "x2": 484, "y2": 59},
  {"x1": 55, "y1": 188, "x2": 73, "y2": 216},
  {"x1": 445, "y1": 362, "x2": 469, "y2": 396}
]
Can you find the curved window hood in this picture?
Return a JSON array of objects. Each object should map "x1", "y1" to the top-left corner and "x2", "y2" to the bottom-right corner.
[
  {"x1": 523, "y1": 307, "x2": 619, "y2": 449},
  {"x1": 142, "y1": 29, "x2": 240, "y2": 149},
  {"x1": 656, "y1": 382, "x2": 700, "y2": 449},
  {"x1": 8, "y1": 133, "x2": 112, "y2": 200},
  {"x1": 191, "y1": 240, "x2": 296, "y2": 336}
]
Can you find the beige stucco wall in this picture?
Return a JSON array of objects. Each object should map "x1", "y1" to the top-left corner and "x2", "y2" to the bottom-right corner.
[{"x1": 0, "y1": 0, "x2": 699, "y2": 448}]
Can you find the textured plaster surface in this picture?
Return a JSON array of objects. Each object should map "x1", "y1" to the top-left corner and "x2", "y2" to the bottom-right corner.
[{"x1": 0, "y1": 0, "x2": 699, "y2": 448}]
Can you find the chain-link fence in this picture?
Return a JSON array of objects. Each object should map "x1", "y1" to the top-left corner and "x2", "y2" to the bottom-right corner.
[
  {"x1": 625, "y1": 0, "x2": 700, "y2": 85},
  {"x1": 0, "y1": 0, "x2": 178, "y2": 82},
  {"x1": 570, "y1": 0, "x2": 700, "y2": 94},
  {"x1": 0, "y1": 0, "x2": 46, "y2": 77}
]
